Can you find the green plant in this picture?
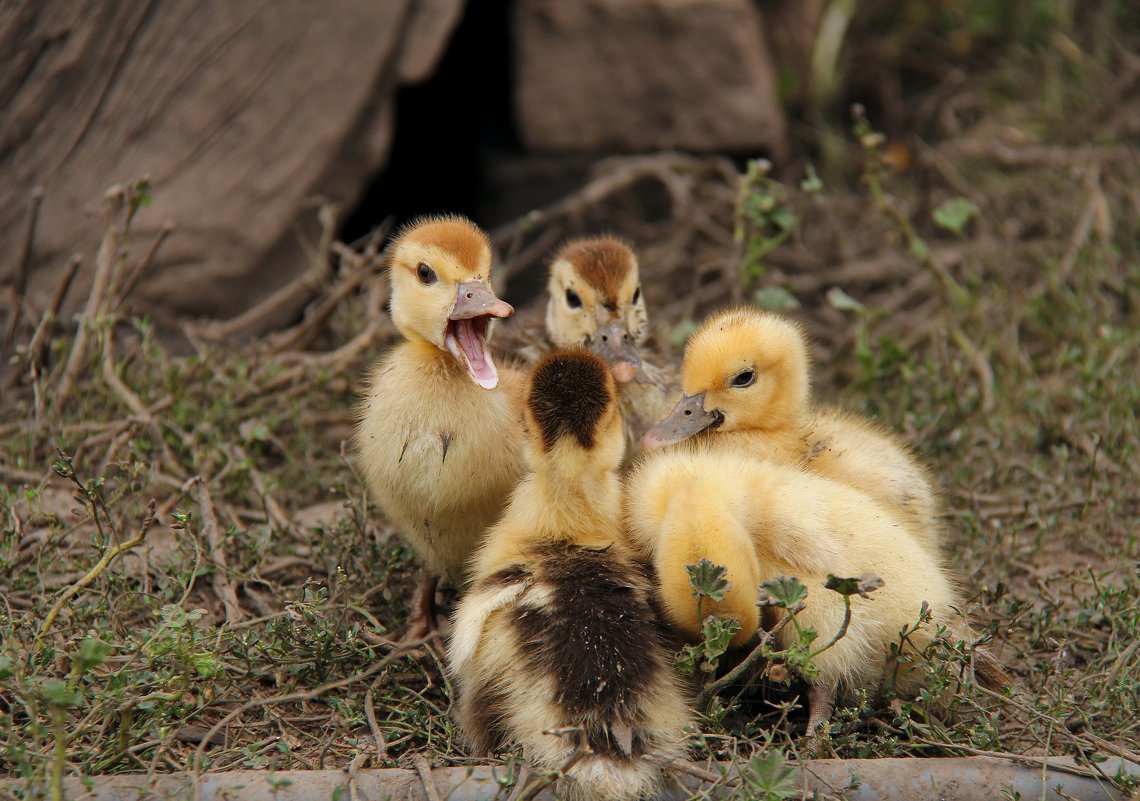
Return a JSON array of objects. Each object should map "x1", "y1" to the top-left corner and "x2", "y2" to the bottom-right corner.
[
  {"x1": 676, "y1": 559, "x2": 742, "y2": 679},
  {"x1": 734, "y1": 160, "x2": 821, "y2": 286},
  {"x1": 734, "y1": 749, "x2": 798, "y2": 801}
]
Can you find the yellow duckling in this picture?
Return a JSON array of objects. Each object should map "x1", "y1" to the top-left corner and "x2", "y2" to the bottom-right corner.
[
  {"x1": 450, "y1": 350, "x2": 691, "y2": 801},
  {"x1": 625, "y1": 445, "x2": 998, "y2": 731},
  {"x1": 355, "y1": 215, "x2": 526, "y2": 637},
  {"x1": 643, "y1": 306, "x2": 941, "y2": 554}
]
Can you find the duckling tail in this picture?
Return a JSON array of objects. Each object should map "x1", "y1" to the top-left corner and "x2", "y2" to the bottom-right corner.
[
  {"x1": 453, "y1": 543, "x2": 691, "y2": 801},
  {"x1": 560, "y1": 753, "x2": 666, "y2": 801}
]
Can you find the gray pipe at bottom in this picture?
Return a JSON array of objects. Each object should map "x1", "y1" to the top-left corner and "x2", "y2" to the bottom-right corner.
[{"x1": 2, "y1": 756, "x2": 1136, "y2": 800}]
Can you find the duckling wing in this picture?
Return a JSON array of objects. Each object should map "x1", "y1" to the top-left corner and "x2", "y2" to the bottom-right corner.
[{"x1": 449, "y1": 564, "x2": 532, "y2": 675}]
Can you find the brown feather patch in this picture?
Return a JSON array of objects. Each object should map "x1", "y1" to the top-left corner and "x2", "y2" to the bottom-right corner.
[
  {"x1": 554, "y1": 237, "x2": 635, "y2": 307},
  {"x1": 396, "y1": 214, "x2": 490, "y2": 270},
  {"x1": 463, "y1": 680, "x2": 512, "y2": 754},
  {"x1": 511, "y1": 542, "x2": 667, "y2": 760},
  {"x1": 527, "y1": 349, "x2": 614, "y2": 451}
]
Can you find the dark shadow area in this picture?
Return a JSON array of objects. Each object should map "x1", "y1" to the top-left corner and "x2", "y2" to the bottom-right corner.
[{"x1": 339, "y1": 2, "x2": 517, "y2": 244}]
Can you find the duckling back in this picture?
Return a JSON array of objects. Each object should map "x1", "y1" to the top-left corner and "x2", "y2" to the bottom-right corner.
[
  {"x1": 626, "y1": 445, "x2": 981, "y2": 700},
  {"x1": 449, "y1": 350, "x2": 690, "y2": 801}
]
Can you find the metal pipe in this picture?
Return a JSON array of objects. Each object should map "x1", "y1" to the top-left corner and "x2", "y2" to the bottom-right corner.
[{"x1": 3, "y1": 757, "x2": 1136, "y2": 801}]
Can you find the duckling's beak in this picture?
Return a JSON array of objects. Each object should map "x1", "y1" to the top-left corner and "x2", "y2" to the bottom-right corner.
[
  {"x1": 589, "y1": 320, "x2": 641, "y2": 383},
  {"x1": 642, "y1": 392, "x2": 723, "y2": 451},
  {"x1": 445, "y1": 282, "x2": 514, "y2": 390}
]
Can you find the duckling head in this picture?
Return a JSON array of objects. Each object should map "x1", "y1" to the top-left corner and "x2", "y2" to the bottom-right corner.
[
  {"x1": 544, "y1": 237, "x2": 648, "y2": 383},
  {"x1": 525, "y1": 349, "x2": 625, "y2": 474},
  {"x1": 643, "y1": 307, "x2": 809, "y2": 450},
  {"x1": 388, "y1": 215, "x2": 513, "y2": 389}
]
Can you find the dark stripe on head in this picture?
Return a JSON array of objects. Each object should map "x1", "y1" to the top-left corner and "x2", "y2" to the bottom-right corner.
[
  {"x1": 527, "y1": 350, "x2": 615, "y2": 451},
  {"x1": 511, "y1": 543, "x2": 666, "y2": 740}
]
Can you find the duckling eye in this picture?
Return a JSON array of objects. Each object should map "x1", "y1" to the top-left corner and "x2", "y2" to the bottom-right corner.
[
  {"x1": 416, "y1": 262, "x2": 437, "y2": 285},
  {"x1": 632, "y1": 286, "x2": 641, "y2": 304},
  {"x1": 566, "y1": 289, "x2": 582, "y2": 309},
  {"x1": 730, "y1": 369, "x2": 756, "y2": 388}
]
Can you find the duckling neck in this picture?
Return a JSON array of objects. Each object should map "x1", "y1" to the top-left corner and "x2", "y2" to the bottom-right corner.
[
  {"x1": 400, "y1": 338, "x2": 464, "y2": 379},
  {"x1": 530, "y1": 465, "x2": 622, "y2": 545}
]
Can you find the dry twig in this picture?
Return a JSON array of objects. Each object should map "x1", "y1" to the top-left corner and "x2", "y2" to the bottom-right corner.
[
  {"x1": 192, "y1": 203, "x2": 339, "y2": 342},
  {"x1": 413, "y1": 755, "x2": 445, "y2": 801},
  {"x1": 37, "y1": 499, "x2": 157, "y2": 642},
  {"x1": 196, "y1": 477, "x2": 244, "y2": 624},
  {"x1": 57, "y1": 186, "x2": 126, "y2": 409}
]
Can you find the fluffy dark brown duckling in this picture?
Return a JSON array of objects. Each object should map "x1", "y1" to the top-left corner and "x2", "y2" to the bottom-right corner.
[{"x1": 449, "y1": 349, "x2": 690, "y2": 801}]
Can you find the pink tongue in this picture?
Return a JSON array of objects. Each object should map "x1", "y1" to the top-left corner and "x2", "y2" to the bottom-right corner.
[{"x1": 455, "y1": 319, "x2": 497, "y2": 384}]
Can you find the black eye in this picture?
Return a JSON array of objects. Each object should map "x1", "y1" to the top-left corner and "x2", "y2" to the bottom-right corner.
[
  {"x1": 632, "y1": 286, "x2": 641, "y2": 304},
  {"x1": 731, "y1": 369, "x2": 755, "y2": 388},
  {"x1": 416, "y1": 262, "x2": 437, "y2": 285},
  {"x1": 566, "y1": 289, "x2": 582, "y2": 309}
]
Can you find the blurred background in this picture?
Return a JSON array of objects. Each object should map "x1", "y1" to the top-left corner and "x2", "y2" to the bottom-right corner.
[{"x1": 5, "y1": 1, "x2": 1135, "y2": 336}]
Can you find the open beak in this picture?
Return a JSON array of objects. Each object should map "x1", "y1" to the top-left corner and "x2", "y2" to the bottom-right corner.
[
  {"x1": 589, "y1": 319, "x2": 641, "y2": 383},
  {"x1": 642, "y1": 392, "x2": 723, "y2": 451},
  {"x1": 445, "y1": 282, "x2": 514, "y2": 390}
]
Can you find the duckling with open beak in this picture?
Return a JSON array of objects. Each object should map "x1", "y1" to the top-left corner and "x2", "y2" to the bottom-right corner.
[{"x1": 355, "y1": 215, "x2": 528, "y2": 641}]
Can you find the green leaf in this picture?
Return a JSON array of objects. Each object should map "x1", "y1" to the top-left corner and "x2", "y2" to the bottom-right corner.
[
  {"x1": 687, "y1": 558, "x2": 730, "y2": 602},
  {"x1": 753, "y1": 286, "x2": 801, "y2": 311},
  {"x1": 737, "y1": 749, "x2": 797, "y2": 800},
  {"x1": 700, "y1": 615, "x2": 742, "y2": 669},
  {"x1": 757, "y1": 576, "x2": 808, "y2": 610},
  {"x1": 909, "y1": 236, "x2": 930, "y2": 261},
  {"x1": 39, "y1": 679, "x2": 80, "y2": 709},
  {"x1": 800, "y1": 164, "x2": 823, "y2": 193},
  {"x1": 826, "y1": 286, "x2": 864, "y2": 312},
  {"x1": 192, "y1": 653, "x2": 225, "y2": 679},
  {"x1": 771, "y1": 204, "x2": 797, "y2": 232},
  {"x1": 675, "y1": 643, "x2": 703, "y2": 677},
  {"x1": 932, "y1": 197, "x2": 980, "y2": 234},
  {"x1": 265, "y1": 773, "x2": 292, "y2": 791},
  {"x1": 72, "y1": 638, "x2": 112, "y2": 675},
  {"x1": 670, "y1": 318, "x2": 698, "y2": 351},
  {"x1": 825, "y1": 573, "x2": 885, "y2": 598}
]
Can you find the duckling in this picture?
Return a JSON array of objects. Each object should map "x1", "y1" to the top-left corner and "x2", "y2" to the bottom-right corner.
[
  {"x1": 450, "y1": 350, "x2": 691, "y2": 801},
  {"x1": 501, "y1": 236, "x2": 677, "y2": 457},
  {"x1": 625, "y1": 445, "x2": 996, "y2": 731},
  {"x1": 355, "y1": 215, "x2": 527, "y2": 638},
  {"x1": 643, "y1": 306, "x2": 941, "y2": 555}
]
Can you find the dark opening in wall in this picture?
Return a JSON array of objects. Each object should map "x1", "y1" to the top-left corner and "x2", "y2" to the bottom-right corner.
[{"x1": 339, "y1": 2, "x2": 517, "y2": 245}]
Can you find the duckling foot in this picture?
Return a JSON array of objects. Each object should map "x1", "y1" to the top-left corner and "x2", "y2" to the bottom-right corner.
[
  {"x1": 805, "y1": 683, "x2": 835, "y2": 735},
  {"x1": 800, "y1": 684, "x2": 836, "y2": 756},
  {"x1": 403, "y1": 573, "x2": 440, "y2": 645}
]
